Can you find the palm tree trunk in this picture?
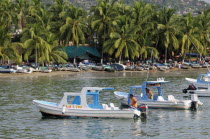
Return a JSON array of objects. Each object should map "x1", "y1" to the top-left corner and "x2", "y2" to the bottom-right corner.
[
  {"x1": 101, "y1": 46, "x2": 104, "y2": 64},
  {"x1": 182, "y1": 51, "x2": 186, "y2": 63},
  {"x1": 118, "y1": 52, "x2": 122, "y2": 64},
  {"x1": 35, "y1": 47, "x2": 38, "y2": 67},
  {"x1": 101, "y1": 25, "x2": 106, "y2": 64},
  {"x1": 73, "y1": 46, "x2": 77, "y2": 64},
  {"x1": 165, "y1": 47, "x2": 167, "y2": 64}
]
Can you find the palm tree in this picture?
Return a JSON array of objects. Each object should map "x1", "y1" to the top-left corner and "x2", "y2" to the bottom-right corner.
[
  {"x1": 47, "y1": 33, "x2": 68, "y2": 64},
  {"x1": 132, "y1": 1, "x2": 156, "y2": 34},
  {"x1": 103, "y1": 16, "x2": 140, "y2": 63},
  {"x1": 0, "y1": 0, "x2": 16, "y2": 30},
  {"x1": 13, "y1": 0, "x2": 29, "y2": 32},
  {"x1": 131, "y1": 1, "x2": 158, "y2": 61},
  {"x1": 91, "y1": 0, "x2": 118, "y2": 64},
  {"x1": 179, "y1": 13, "x2": 204, "y2": 62},
  {"x1": 27, "y1": 0, "x2": 45, "y2": 25},
  {"x1": 156, "y1": 8, "x2": 179, "y2": 63},
  {"x1": 49, "y1": 0, "x2": 70, "y2": 39},
  {"x1": 195, "y1": 10, "x2": 210, "y2": 56},
  {"x1": 60, "y1": 5, "x2": 87, "y2": 64},
  {"x1": 0, "y1": 26, "x2": 23, "y2": 64},
  {"x1": 22, "y1": 23, "x2": 51, "y2": 66}
]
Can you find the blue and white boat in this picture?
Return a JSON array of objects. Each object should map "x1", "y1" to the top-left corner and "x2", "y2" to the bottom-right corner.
[
  {"x1": 185, "y1": 72, "x2": 210, "y2": 88},
  {"x1": 114, "y1": 79, "x2": 203, "y2": 110},
  {"x1": 183, "y1": 72, "x2": 210, "y2": 97},
  {"x1": 0, "y1": 66, "x2": 16, "y2": 73},
  {"x1": 33, "y1": 87, "x2": 146, "y2": 118}
]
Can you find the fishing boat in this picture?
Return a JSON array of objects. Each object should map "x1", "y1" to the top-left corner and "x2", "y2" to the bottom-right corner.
[
  {"x1": 33, "y1": 87, "x2": 146, "y2": 118},
  {"x1": 154, "y1": 63, "x2": 169, "y2": 71},
  {"x1": 183, "y1": 72, "x2": 210, "y2": 97},
  {"x1": 114, "y1": 79, "x2": 203, "y2": 110},
  {"x1": 110, "y1": 63, "x2": 126, "y2": 71},
  {"x1": 0, "y1": 66, "x2": 16, "y2": 73},
  {"x1": 15, "y1": 65, "x2": 33, "y2": 73},
  {"x1": 38, "y1": 67, "x2": 53, "y2": 73}
]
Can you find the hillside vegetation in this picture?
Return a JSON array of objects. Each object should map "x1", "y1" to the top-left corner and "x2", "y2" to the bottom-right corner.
[
  {"x1": 49, "y1": 0, "x2": 210, "y2": 14},
  {"x1": 1, "y1": 0, "x2": 210, "y2": 65}
]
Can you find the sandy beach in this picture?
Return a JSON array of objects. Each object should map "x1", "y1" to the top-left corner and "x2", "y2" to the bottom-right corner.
[{"x1": 0, "y1": 71, "x2": 77, "y2": 78}]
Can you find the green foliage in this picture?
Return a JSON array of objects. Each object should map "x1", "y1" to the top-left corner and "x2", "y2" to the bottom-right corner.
[{"x1": 0, "y1": 0, "x2": 210, "y2": 65}]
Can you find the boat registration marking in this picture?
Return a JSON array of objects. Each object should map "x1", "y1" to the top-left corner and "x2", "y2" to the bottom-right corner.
[{"x1": 66, "y1": 105, "x2": 82, "y2": 108}]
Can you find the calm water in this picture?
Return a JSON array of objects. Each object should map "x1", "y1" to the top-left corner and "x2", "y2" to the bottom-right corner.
[{"x1": 1, "y1": 70, "x2": 210, "y2": 139}]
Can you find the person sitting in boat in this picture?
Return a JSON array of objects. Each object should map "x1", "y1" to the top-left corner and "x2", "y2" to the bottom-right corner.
[
  {"x1": 129, "y1": 94, "x2": 137, "y2": 108},
  {"x1": 146, "y1": 88, "x2": 153, "y2": 100}
]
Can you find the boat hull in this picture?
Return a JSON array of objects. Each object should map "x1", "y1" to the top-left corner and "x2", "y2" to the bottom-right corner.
[
  {"x1": 137, "y1": 100, "x2": 192, "y2": 110},
  {"x1": 114, "y1": 91, "x2": 201, "y2": 110},
  {"x1": 187, "y1": 90, "x2": 210, "y2": 97},
  {"x1": 120, "y1": 99, "x2": 192, "y2": 110},
  {"x1": 33, "y1": 100, "x2": 140, "y2": 119},
  {"x1": 0, "y1": 69, "x2": 16, "y2": 73}
]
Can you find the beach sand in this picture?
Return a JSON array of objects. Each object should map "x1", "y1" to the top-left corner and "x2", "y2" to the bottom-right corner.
[
  {"x1": 0, "y1": 68, "x2": 205, "y2": 78},
  {"x1": 0, "y1": 71, "x2": 77, "y2": 78}
]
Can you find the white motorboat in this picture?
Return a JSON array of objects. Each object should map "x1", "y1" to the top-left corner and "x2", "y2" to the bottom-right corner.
[
  {"x1": 185, "y1": 72, "x2": 210, "y2": 89},
  {"x1": 33, "y1": 87, "x2": 146, "y2": 118},
  {"x1": 42, "y1": 69, "x2": 52, "y2": 73},
  {"x1": 114, "y1": 79, "x2": 203, "y2": 110},
  {"x1": 183, "y1": 72, "x2": 210, "y2": 97},
  {"x1": 15, "y1": 65, "x2": 33, "y2": 73}
]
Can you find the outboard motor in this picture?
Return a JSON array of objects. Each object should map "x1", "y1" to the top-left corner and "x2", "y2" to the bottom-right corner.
[
  {"x1": 182, "y1": 84, "x2": 197, "y2": 94},
  {"x1": 190, "y1": 94, "x2": 198, "y2": 111},
  {"x1": 138, "y1": 104, "x2": 148, "y2": 118}
]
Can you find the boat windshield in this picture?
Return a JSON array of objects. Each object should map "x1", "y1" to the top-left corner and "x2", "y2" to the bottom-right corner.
[
  {"x1": 67, "y1": 96, "x2": 81, "y2": 105},
  {"x1": 200, "y1": 75, "x2": 210, "y2": 82}
]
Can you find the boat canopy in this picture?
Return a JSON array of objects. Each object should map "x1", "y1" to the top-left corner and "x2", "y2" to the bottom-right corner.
[
  {"x1": 196, "y1": 74, "x2": 210, "y2": 84},
  {"x1": 59, "y1": 87, "x2": 114, "y2": 109},
  {"x1": 128, "y1": 81, "x2": 169, "y2": 103}
]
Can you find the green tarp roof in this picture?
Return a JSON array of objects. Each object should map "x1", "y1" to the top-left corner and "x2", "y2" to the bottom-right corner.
[{"x1": 65, "y1": 46, "x2": 101, "y2": 59}]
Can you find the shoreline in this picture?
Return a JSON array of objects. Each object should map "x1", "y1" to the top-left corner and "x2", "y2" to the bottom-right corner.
[{"x1": 0, "y1": 67, "x2": 208, "y2": 78}]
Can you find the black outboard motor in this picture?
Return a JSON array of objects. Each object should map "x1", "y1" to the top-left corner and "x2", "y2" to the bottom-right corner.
[
  {"x1": 182, "y1": 84, "x2": 197, "y2": 94},
  {"x1": 190, "y1": 101, "x2": 198, "y2": 111},
  {"x1": 138, "y1": 104, "x2": 148, "y2": 118},
  {"x1": 190, "y1": 94, "x2": 199, "y2": 111}
]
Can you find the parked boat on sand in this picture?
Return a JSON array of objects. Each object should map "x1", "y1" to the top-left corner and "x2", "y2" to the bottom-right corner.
[
  {"x1": 0, "y1": 66, "x2": 16, "y2": 73},
  {"x1": 33, "y1": 87, "x2": 147, "y2": 118},
  {"x1": 110, "y1": 63, "x2": 126, "y2": 71}
]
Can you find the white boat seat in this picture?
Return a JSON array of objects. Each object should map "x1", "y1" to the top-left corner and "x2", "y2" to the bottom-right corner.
[
  {"x1": 157, "y1": 96, "x2": 165, "y2": 101},
  {"x1": 102, "y1": 104, "x2": 111, "y2": 110},
  {"x1": 109, "y1": 103, "x2": 120, "y2": 110},
  {"x1": 168, "y1": 95, "x2": 176, "y2": 101}
]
